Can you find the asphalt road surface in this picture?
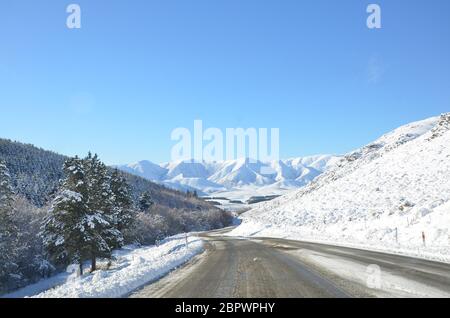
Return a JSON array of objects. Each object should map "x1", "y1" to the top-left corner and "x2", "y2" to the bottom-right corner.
[{"x1": 130, "y1": 230, "x2": 450, "y2": 298}]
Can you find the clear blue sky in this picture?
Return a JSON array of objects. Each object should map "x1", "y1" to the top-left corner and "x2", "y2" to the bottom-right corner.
[{"x1": 1, "y1": 0, "x2": 449, "y2": 164}]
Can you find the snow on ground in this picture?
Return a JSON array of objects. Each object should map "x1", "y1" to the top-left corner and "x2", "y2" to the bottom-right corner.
[
  {"x1": 4, "y1": 235, "x2": 204, "y2": 298},
  {"x1": 230, "y1": 114, "x2": 450, "y2": 263},
  {"x1": 202, "y1": 184, "x2": 302, "y2": 212},
  {"x1": 290, "y1": 249, "x2": 450, "y2": 297}
]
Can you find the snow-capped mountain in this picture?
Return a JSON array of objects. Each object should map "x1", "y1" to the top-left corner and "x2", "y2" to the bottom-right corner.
[
  {"x1": 119, "y1": 160, "x2": 168, "y2": 181},
  {"x1": 116, "y1": 155, "x2": 340, "y2": 196},
  {"x1": 230, "y1": 113, "x2": 450, "y2": 262}
]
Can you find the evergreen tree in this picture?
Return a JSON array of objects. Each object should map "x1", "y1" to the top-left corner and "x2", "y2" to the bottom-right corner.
[
  {"x1": 41, "y1": 157, "x2": 89, "y2": 275},
  {"x1": 186, "y1": 190, "x2": 198, "y2": 198},
  {"x1": 83, "y1": 153, "x2": 121, "y2": 271},
  {"x1": 42, "y1": 154, "x2": 131, "y2": 274},
  {"x1": 110, "y1": 169, "x2": 135, "y2": 235},
  {"x1": 0, "y1": 160, "x2": 19, "y2": 291},
  {"x1": 139, "y1": 191, "x2": 153, "y2": 212}
]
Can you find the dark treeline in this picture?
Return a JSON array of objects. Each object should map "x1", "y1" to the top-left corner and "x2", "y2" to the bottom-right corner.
[{"x1": 0, "y1": 138, "x2": 65, "y2": 206}]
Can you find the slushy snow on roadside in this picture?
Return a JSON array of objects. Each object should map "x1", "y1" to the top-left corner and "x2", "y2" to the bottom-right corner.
[
  {"x1": 230, "y1": 114, "x2": 450, "y2": 263},
  {"x1": 4, "y1": 235, "x2": 204, "y2": 298}
]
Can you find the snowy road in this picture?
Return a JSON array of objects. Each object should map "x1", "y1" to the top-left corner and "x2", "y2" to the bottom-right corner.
[{"x1": 130, "y1": 231, "x2": 450, "y2": 298}]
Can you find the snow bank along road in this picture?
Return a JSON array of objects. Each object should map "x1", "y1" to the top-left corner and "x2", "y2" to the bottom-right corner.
[{"x1": 130, "y1": 229, "x2": 450, "y2": 298}]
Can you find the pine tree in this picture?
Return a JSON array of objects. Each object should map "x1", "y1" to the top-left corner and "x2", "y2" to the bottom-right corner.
[
  {"x1": 0, "y1": 161, "x2": 14, "y2": 214},
  {"x1": 0, "y1": 161, "x2": 19, "y2": 291},
  {"x1": 83, "y1": 153, "x2": 121, "y2": 271},
  {"x1": 41, "y1": 157, "x2": 90, "y2": 275},
  {"x1": 110, "y1": 169, "x2": 135, "y2": 235},
  {"x1": 42, "y1": 154, "x2": 134, "y2": 274},
  {"x1": 139, "y1": 191, "x2": 153, "y2": 212}
]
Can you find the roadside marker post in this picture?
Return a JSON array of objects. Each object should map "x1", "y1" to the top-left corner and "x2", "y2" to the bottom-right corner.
[{"x1": 395, "y1": 227, "x2": 398, "y2": 245}]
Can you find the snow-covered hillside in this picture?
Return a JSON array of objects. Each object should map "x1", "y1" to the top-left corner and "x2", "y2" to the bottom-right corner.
[
  {"x1": 230, "y1": 114, "x2": 450, "y2": 262},
  {"x1": 117, "y1": 155, "x2": 340, "y2": 197}
]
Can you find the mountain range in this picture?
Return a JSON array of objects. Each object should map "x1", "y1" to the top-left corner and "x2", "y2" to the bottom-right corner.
[{"x1": 116, "y1": 155, "x2": 341, "y2": 197}]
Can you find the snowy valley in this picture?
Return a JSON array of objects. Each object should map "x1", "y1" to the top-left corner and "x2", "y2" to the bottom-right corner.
[
  {"x1": 2, "y1": 114, "x2": 450, "y2": 298},
  {"x1": 3, "y1": 0, "x2": 450, "y2": 301}
]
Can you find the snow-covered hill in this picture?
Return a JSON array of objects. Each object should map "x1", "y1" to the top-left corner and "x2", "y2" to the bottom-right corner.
[
  {"x1": 116, "y1": 155, "x2": 340, "y2": 197},
  {"x1": 230, "y1": 114, "x2": 450, "y2": 262}
]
